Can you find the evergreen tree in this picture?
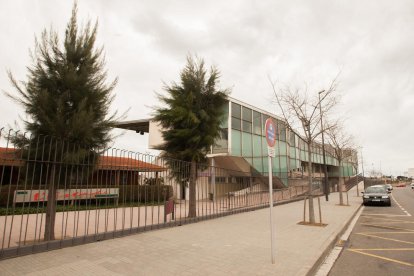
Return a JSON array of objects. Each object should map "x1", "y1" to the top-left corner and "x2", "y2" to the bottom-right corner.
[
  {"x1": 154, "y1": 56, "x2": 229, "y2": 217},
  {"x1": 7, "y1": 4, "x2": 118, "y2": 240}
]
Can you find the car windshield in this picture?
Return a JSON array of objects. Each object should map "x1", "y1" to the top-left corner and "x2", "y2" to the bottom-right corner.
[{"x1": 365, "y1": 186, "x2": 386, "y2": 193}]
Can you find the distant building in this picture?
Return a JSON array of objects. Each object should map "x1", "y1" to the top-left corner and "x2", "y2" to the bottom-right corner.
[{"x1": 407, "y1": 168, "x2": 414, "y2": 178}]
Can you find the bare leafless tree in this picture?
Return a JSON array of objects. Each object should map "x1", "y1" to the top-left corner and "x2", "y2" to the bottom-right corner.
[
  {"x1": 270, "y1": 77, "x2": 339, "y2": 224},
  {"x1": 326, "y1": 124, "x2": 355, "y2": 205}
]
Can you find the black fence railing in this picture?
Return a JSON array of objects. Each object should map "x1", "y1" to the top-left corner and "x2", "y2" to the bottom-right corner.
[
  {"x1": 0, "y1": 128, "x2": 309, "y2": 259},
  {"x1": 345, "y1": 173, "x2": 363, "y2": 192}
]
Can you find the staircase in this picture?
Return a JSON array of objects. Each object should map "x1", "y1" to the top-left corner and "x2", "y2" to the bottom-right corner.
[{"x1": 344, "y1": 173, "x2": 364, "y2": 191}]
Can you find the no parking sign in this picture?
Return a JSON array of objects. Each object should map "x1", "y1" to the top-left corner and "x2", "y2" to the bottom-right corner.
[{"x1": 265, "y1": 118, "x2": 276, "y2": 157}]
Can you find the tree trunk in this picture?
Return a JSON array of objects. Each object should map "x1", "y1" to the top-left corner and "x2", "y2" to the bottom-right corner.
[
  {"x1": 44, "y1": 165, "x2": 57, "y2": 241},
  {"x1": 338, "y1": 177, "x2": 344, "y2": 205},
  {"x1": 307, "y1": 142, "x2": 315, "y2": 224},
  {"x1": 188, "y1": 160, "x2": 197, "y2": 218},
  {"x1": 338, "y1": 160, "x2": 344, "y2": 205}
]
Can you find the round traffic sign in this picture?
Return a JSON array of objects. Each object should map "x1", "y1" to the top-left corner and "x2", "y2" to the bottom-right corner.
[{"x1": 265, "y1": 118, "x2": 276, "y2": 148}]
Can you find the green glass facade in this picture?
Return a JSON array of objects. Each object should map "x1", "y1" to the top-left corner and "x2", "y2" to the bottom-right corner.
[{"x1": 212, "y1": 99, "x2": 358, "y2": 186}]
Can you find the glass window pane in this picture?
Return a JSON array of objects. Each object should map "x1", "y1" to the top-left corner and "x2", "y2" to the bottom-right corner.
[
  {"x1": 231, "y1": 129, "x2": 241, "y2": 156},
  {"x1": 231, "y1": 102, "x2": 241, "y2": 118},
  {"x1": 242, "y1": 107, "x2": 252, "y2": 122},
  {"x1": 289, "y1": 130, "x2": 295, "y2": 145},
  {"x1": 253, "y1": 111, "x2": 262, "y2": 135},
  {"x1": 213, "y1": 129, "x2": 228, "y2": 154},
  {"x1": 280, "y1": 156, "x2": 288, "y2": 171},
  {"x1": 253, "y1": 135, "x2": 262, "y2": 157},
  {"x1": 242, "y1": 132, "x2": 252, "y2": 156},
  {"x1": 219, "y1": 103, "x2": 229, "y2": 128},
  {"x1": 278, "y1": 141, "x2": 287, "y2": 156},
  {"x1": 262, "y1": 115, "x2": 270, "y2": 136},
  {"x1": 278, "y1": 121, "x2": 286, "y2": 141},
  {"x1": 242, "y1": 120, "x2": 252, "y2": 133},
  {"x1": 290, "y1": 146, "x2": 296, "y2": 158},
  {"x1": 231, "y1": 117, "x2": 241, "y2": 130}
]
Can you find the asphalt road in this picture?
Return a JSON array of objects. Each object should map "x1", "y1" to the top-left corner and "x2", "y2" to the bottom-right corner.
[{"x1": 329, "y1": 185, "x2": 414, "y2": 276}]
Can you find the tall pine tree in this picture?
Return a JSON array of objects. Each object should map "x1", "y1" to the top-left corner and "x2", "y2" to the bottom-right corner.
[
  {"x1": 7, "y1": 4, "x2": 118, "y2": 240},
  {"x1": 153, "y1": 56, "x2": 229, "y2": 217}
]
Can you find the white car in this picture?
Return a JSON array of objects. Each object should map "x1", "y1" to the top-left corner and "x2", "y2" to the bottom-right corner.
[{"x1": 411, "y1": 183, "x2": 414, "y2": 189}]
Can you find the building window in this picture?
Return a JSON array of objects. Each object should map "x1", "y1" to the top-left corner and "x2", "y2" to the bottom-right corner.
[
  {"x1": 253, "y1": 111, "x2": 262, "y2": 135},
  {"x1": 289, "y1": 130, "x2": 295, "y2": 145},
  {"x1": 231, "y1": 102, "x2": 242, "y2": 130},
  {"x1": 231, "y1": 117, "x2": 241, "y2": 130},
  {"x1": 241, "y1": 106, "x2": 252, "y2": 133},
  {"x1": 231, "y1": 129, "x2": 242, "y2": 156},
  {"x1": 242, "y1": 107, "x2": 252, "y2": 122},
  {"x1": 242, "y1": 132, "x2": 252, "y2": 156},
  {"x1": 252, "y1": 134, "x2": 262, "y2": 157},
  {"x1": 242, "y1": 120, "x2": 252, "y2": 132},
  {"x1": 212, "y1": 129, "x2": 228, "y2": 154},
  {"x1": 277, "y1": 120, "x2": 286, "y2": 141},
  {"x1": 231, "y1": 102, "x2": 241, "y2": 118}
]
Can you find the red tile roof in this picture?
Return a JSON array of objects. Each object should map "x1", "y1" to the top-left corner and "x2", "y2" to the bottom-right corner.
[
  {"x1": 98, "y1": 156, "x2": 165, "y2": 172},
  {"x1": 0, "y1": 148, "x2": 165, "y2": 172},
  {"x1": 0, "y1": 148, "x2": 24, "y2": 167}
]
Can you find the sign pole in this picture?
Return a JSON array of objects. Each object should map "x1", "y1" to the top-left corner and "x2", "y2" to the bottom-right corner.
[
  {"x1": 265, "y1": 118, "x2": 277, "y2": 265},
  {"x1": 268, "y1": 155, "x2": 276, "y2": 264}
]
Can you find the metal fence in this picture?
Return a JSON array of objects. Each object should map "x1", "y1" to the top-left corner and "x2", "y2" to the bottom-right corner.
[{"x1": 0, "y1": 128, "x2": 309, "y2": 259}]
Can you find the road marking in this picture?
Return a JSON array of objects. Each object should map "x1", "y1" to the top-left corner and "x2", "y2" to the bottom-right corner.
[
  {"x1": 365, "y1": 220, "x2": 414, "y2": 224},
  {"x1": 361, "y1": 217, "x2": 414, "y2": 224},
  {"x1": 391, "y1": 195, "x2": 412, "y2": 216},
  {"x1": 347, "y1": 248, "x2": 414, "y2": 267},
  {"x1": 358, "y1": 231, "x2": 414, "y2": 234},
  {"x1": 349, "y1": 248, "x2": 414, "y2": 251},
  {"x1": 314, "y1": 206, "x2": 364, "y2": 276},
  {"x1": 360, "y1": 223, "x2": 414, "y2": 232},
  {"x1": 356, "y1": 233, "x2": 414, "y2": 245},
  {"x1": 341, "y1": 206, "x2": 364, "y2": 240},
  {"x1": 361, "y1": 214, "x2": 408, "y2": 217},
  {"x1": 344, "y1": 194, "x2": 414, "y2": 269}
]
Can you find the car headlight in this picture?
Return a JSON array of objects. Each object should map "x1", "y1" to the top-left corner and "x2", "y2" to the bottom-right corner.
[
  {"x1": 363, "y1": 195, "x2": 369, "y2": 199},
  {"x1": 382, "y1": 195, "x2": 389, "y2": 199}
]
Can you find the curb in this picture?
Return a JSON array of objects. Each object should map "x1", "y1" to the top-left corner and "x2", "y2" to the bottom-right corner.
[{"x1": 306, "y1": 202, "x2": 363, "y2": 276}]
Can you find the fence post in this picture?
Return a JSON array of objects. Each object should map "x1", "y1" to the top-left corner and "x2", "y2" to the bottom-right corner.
[
  {"x1": 317, "y1": 196, "x2": 322, "y2": 224},
  {"x1": 346, "y1": 191, "x2": 349, "y2": 206},
  {"x1": 303, "y1": 196, "x2": 307, "y2": 222}
]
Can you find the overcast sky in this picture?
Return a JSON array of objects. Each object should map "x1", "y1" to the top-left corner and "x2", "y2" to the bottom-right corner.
[{"x1": 1, "y1": 0, "x2": 413, "y2": 176}]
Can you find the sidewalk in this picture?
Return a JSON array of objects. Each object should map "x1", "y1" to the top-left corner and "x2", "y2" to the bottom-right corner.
[{"x1": 0, "y1": 184, "x2": 363, "y2": 276}]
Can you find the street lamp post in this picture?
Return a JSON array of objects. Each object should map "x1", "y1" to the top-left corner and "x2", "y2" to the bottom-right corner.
[{"x1": 318, "y1": 90, "x2": 329, "y2": 201}]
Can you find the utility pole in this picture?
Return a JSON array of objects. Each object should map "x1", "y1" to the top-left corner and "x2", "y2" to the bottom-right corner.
[{"x1": 318, "y1": 90, "x2": 329, "y2": 201}]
